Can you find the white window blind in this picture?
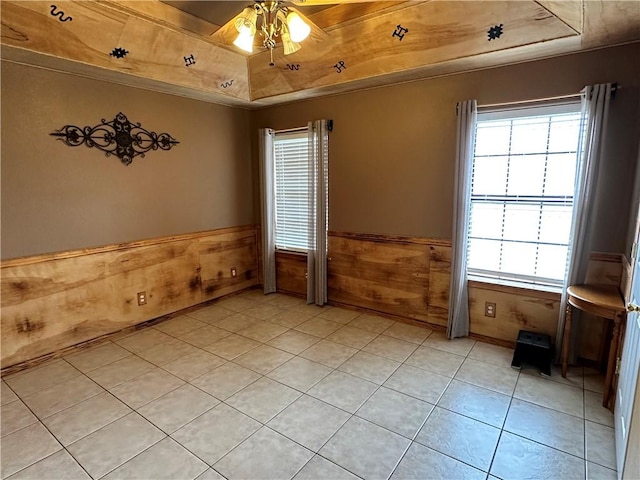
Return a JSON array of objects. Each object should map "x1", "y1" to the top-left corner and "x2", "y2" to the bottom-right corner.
[
  {"x1": 467, "y1": 103, "x2": 582, "y2": 288},
  {"x1": 274, "y1": 129, "x2": 309, "y2": 251}
]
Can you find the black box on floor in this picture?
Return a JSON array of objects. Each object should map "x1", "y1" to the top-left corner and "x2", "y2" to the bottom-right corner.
[{"x1": 511, "y1": 330, "x2": 552, "y2": 376}]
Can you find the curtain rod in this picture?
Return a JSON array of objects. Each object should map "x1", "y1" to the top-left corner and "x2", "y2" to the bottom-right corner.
[
  {"x1": 275, "y1": 119, "x2": 334, "y2": 133},
  {"x1": 274, "y1": 126, "x2": 307, "y2": 134},
  {"x1": 478, "y1": 83, "x2": 619, "y2": 110},
  {"x1": 479, "y1": 93, "x2": 580, "y2": 110}
]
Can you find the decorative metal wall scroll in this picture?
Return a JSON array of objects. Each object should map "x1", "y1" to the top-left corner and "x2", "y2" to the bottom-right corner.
[
  {"x1": 50, "y1": 5, "x2": 72, "y2": 22},
  {"x1": 50, "y1": 112, "x2": 179, "y2": 166},
  {"x1": 110, "y1": 47, "x2": 129, "y2": 58},
  {"x1": 286, "y1": 64, "x2": 300, "y2": 71},
  {"x1": 220, "y1": 80, "x2": 234, "y2": 89},
  {"x1": 488, "y1": 24, "x2": 504, "y2": 41},
  {"x1": 184, "y1": 54, "x2": 196, "y2": 67}
]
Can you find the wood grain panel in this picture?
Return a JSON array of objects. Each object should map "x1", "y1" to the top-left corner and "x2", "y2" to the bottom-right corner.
[
  {"x1": 200, "y1": 228, "x2": 259, "y2": 300},
  {"x1": 427, "y1": 245, "x2": 451, "y2": 327},
  {"x1": 468, "y1": 283, "x2": 560, "y2": 345},
  {"x1": 1, "y1": 1, "x2": 249, "y2": 101},
  {"x1": 106, "y1": 0, "x2": 221, "y2": 37},
  {"x1": 324, "y1": 231, "x2": 562, "y2": 346},
  {"x1": 1, "y1": 226, "x2": 257, "y2": 368},
  {"x1": 327, "y1": 234, "x2": 431, "y2": 321},
  {"x1": 585, "y1": 252, "x2": 623, "y2": 286},
  {"x1": 276, "y1": 251, "x2": 307, "y2": 297},
  {"x1": 248, "y1": 0, "x2": 578, "y2": 99},
  {"x1": 329, "y1": 230, "x2": 450, "y2": 246},
  {"x1": 582, "y1": 0, "x2": 640, "y2": 48},
  {"x1": 2, "y1": 0, "x2": 637, "y2": 106},
  {"x1": 105, "y1": 239, "x2": 201, "y2": 322},
  {"x1": 581, "y1": 252, "x2": 623, "y2": 362},
  {"x1": 535, "y1": 0, "x2": 582, "y2": 33},
  {"x1": 2, "y1": 255, "x2": 111, "y2": 370},
  {"x1": 308, "y1": 2, "x2": 413, "y2": 31}
]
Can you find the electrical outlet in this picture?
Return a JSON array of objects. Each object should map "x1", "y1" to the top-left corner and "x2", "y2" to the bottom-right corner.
[
  {"x1": 485, "y1": 302, "x2": 496, "y2": 318},
  {"x1": 231, "y1": 267, "x2": 237, "y2": 278},
  {"x1": 137, "y1": 291, "x2": 147, "y2": 306}
]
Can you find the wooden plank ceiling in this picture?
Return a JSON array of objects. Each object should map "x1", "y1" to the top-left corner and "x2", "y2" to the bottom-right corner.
[{"x1": 1, "y1": 1, "x2": 639, "y2": 106}]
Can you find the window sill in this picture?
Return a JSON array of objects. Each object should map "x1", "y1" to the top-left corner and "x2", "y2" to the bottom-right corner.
[
  {"x1": 467, "y1": 275, "x2": 562, "y2": 300},
  {"x1": 275, "y1": 249, "x2": 308, "y2": 258}
]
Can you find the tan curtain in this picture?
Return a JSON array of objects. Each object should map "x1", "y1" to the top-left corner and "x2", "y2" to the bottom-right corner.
[
  {"x1": 307, "y1": 120, "x2": 329, "y2": 305},
  {"x1": 556, "y1": 83, "x2": 614, "y2": 358},
  {"x1": 447, "y1": 100, "x2": 477, "y2": 339},
  {"x1": 259, "y1": 128, "x2": 276, "y2": 293}
]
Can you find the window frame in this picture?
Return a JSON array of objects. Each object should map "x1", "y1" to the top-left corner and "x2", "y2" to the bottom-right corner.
[
  {"x1": 466, "y1": 101, "x2": 583, "y2": 291},
  {"x1": 273, "y1": 128, "x2": 310, "y2": 253}
]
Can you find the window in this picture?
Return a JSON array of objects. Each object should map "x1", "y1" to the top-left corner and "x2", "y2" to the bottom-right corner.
[
  {"x1": 274, "y1": 129, "x2": 309, "y2": 251},
  {"x1": 467, "y1": 103, "x2": 582, "y2": 288}
]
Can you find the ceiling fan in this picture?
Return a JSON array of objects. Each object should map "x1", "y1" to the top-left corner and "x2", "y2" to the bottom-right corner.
[{"x1": 214, "y1": 0, "x2": 337, "y2": 66}]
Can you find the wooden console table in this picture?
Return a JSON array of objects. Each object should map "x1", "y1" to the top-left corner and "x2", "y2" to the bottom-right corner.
[{"x1": 561, "y1": 284, "x2": 626, "y2": 410}]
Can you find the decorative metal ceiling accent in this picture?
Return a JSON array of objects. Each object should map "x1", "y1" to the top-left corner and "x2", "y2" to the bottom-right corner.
[
  {"x1": 110, "y1": 47, "x2": 129, "y2": 58},
  {"x1": 50, "y1": 5, "x2": 72, "y2": 22},
  {"x1": 50, "y1": 112, "x2": 179, "y2": 166},
  {"x1": 488, "y1": 24, "x2": 504, "y2": 41}
]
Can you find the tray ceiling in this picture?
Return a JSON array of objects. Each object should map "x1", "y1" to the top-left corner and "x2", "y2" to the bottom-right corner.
[
  {"x1": 1, "y1": 1, "x2": 639, "y2": 107},
  {"x1": 162, "y1": 1, "x2": 333, "y2": 27}
]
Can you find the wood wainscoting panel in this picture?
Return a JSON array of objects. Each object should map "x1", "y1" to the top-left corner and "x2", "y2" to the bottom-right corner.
[
  {"x1": 2, "y1": 254, "x2": 112, "y2": 371},
  {"x1": 585, "y1": 252, "x2": 624, "y2": 287},
  {"x1": 276, "y1": 251, "x2": 307, "y2": 297},
  {"x1": 427, "y1": 245, "x2": 451, "y2": 327},
  {"x1": 327, "y1": 232, "x2": 433, "y2": 322},
  {"x1": 468, "y1": 282, "x2": 560, "y2": 345},
  {"x1": 580, "y1": 252, "x2": 623, "y2": 362},
  {"x1": 199, "y1": 228, "x2": 259, "y2": 301},
  {"x1": 0, "y1": 226, "x2": 258, "y2": 368},
  {"x1": 323, "y1": 231, "x2": 562, "y2": 347},
  {"x1": 104, "y1": 238, "x2": 201, "y2": 328}
]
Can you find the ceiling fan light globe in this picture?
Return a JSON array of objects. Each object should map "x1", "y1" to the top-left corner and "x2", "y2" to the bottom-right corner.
[
  {"x1": 233, "y1": 30, "x2": 255, "y2": 53},
  {"x1": 286, "y1": 11, "x2": 310, "y2": 43},
  {"x1": 234, "y1": 7, "x2": 257, "y2": 33},
  {"x1": 282, "y1": 31, "x2": 301, "y2": 55}
]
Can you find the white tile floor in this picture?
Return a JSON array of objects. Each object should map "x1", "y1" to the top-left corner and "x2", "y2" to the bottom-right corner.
[{"x1": 0, "y1": 290, "x2": 617, "y2": 480}]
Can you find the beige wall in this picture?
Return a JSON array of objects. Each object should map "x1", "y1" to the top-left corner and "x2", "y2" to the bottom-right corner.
[
  {"x1": 3, "y1": 44, "x2": 638, "y2": 260},
  {"x1": 251, "y1": 43, "x2": 640, "y2": 255},
  {"x1": 1, "y1": 62, "x2": 254, "y2": 260}
]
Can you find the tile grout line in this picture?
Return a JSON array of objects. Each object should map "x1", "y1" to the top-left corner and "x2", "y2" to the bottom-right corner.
[
  {"x1": 486, "y1": 367, "x2": 520, "y2": 478},
  {"x1": 1, "y1": 360, "x2": 98, "y2": 480},
  {"x1": 2, "y1": 295, "x2": 614, "y2": 479},
  {"x1": 584, "y1": 393, "x2": 588, "y2": 480},
  {"x1": 90, "y1": 434, "x2": 168, "y2": 480},
  {"x1": 1, "y1": 301, "x2": 402, "y2": 478},
  {"x1": 391, "y1": 340, "x2": 482, "y2": 478},
  {"x1": 194, "y1": 313, "x2": 421, "y2": 478},
  {"x1": 4, "y1": 359, "x2": 197, "y2": 480}
]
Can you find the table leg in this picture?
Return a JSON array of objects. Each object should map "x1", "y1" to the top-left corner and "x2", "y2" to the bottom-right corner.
[
  {"x1": 603, "y1": 311, "x2": 623, "y2": 409},
  {"x1": 561, "y1": 303, "x2": 573, "y2": 378}
]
